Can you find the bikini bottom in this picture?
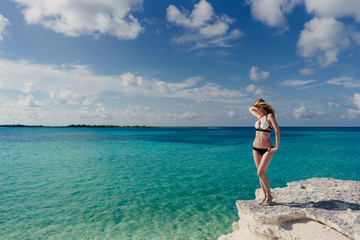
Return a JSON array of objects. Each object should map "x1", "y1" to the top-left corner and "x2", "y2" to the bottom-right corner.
[{"x1": 252, "y1": 146, "x2": 273, "y2": 156}]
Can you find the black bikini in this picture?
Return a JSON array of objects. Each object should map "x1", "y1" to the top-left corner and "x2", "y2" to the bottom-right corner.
[
  {"x1": 252, "y1": 146, "x2": 271, "y2": 155},
  {"x1": 253, "y1": 114, "x2": 273, "y2": 155}
]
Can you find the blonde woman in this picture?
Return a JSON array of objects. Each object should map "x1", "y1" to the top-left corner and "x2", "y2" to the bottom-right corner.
[{"x1": 249, "y1": 99, "x2": 280, "y2": 206}]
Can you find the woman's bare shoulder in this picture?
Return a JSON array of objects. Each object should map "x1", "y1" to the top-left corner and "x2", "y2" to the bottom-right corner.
[{"x1": 268, "y1": 113, "x2": 275, "y2": 119}]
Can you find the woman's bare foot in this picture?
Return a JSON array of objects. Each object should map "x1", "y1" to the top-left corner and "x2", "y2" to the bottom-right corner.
[
  {"x1": 258, "y1": 198, "x2": 266, "y2": 205},
  {"x1": 261, "y1": 196, "x2": 273, "y2": 206}
]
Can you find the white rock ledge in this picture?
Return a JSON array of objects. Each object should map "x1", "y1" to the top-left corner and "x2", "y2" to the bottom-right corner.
[{"x1": 219, "y1": 178, "x2": 360, "y2": 240}]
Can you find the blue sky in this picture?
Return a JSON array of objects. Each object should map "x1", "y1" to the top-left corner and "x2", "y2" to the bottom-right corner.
[{"x1": 0, "y1": 0, "x2": 360, "y2": 126}]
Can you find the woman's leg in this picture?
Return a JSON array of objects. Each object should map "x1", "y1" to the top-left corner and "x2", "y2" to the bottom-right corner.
[
  {"x1": 257, "y1": 151, "x2": 274, "y2": 204},
  {"x1": 253, "y1": 150, "x2": 267, "y2": 204}
]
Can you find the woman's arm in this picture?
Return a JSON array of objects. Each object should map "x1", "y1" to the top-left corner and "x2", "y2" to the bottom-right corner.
[
  {"x1": 249, "y1": 107, "x2": 260, "y2": 119},
  {"x1": 268, "y1": 114, "x2": 280, "y2": 152}
]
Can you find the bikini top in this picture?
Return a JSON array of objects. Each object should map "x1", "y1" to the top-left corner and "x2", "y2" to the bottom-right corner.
[{"x1": 255, "y1": 114, "x2": 272, "y2": 133}]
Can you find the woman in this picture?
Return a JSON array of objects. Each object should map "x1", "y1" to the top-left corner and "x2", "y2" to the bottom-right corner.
[{"x1": 249, "y1": 99, "x2": 280, "y2": 206}]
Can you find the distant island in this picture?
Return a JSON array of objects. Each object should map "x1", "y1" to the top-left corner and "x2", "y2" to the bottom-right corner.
[{"x1": 0, "y1": 124, "x2": 153, "y2": 128}]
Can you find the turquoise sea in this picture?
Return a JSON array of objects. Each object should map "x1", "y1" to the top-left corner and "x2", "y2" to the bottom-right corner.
[{"x1": 0, "y1": 127, "x2": 359, "y2": 239}]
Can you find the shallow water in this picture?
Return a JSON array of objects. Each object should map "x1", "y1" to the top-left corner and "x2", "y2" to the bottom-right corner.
[{"x1": 0, "y1": 127, "x2": 359, "y2": 239}]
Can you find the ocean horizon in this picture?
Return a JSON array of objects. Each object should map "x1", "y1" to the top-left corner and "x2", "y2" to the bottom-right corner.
[{"x1": 1, "y1": 127, "x2": 359, "y2": 239}]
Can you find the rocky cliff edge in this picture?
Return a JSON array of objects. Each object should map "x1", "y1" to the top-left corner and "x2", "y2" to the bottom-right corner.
[{"x1": 219, "y1": 178, "x2": 360, "y2": 240}]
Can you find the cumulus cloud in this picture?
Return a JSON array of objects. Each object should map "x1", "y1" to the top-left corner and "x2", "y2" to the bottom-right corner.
[
  {"x1": 297, "y1": 17, "x2": 350, "y2": 67},
  {"x1": 50, "y1": 89, "x2": 80, "y2": 105},
  {"x1": 249, "y1": 66, "x2": 270, "y2": 81},
  {"x1": 22, "y1": 82, "x2": 41, "y2": 93},
  {"x1": 0, "y1": 14, "x2": 11, "y2": 40},
  {"x1": 247, "y1": 0, "x2": 302, "y2": 30},
  {"x1": 82, "y1": 97, "x2": 97, "y2": 106},
  {"x1": 352, "y1": 93, "x2": 360, "y2": 109},
  {"x1": 246, "y1": 84, "x2": 267, "y2": 96},
  {"x1": 347, "y1": 93, "x2": 360, "y2": 118},
  {"x1": 304, "y1": 0, "x2": 360, "y2": 21},
  {"x1": 280, "y1": 79, "x2": 316, "y2": 87},
  {"x1": 13, "y1": 0, "x2": 144, "y2": 39},
  {"x1": 247, "y1": 0, "x2": 360, "y2": 67},
  {"x1": 298, "y1": 1, "x2": 360, "y2": 66},
  {"x1": 79, "y1": 104, "x2": 114, "y2": 120},
  {"x1": 167, "y1": 0, "x2": 243, "y2": 49},
  {"x1": 326, "y1": 76, "x2": 360, "y2": 88},
  {"x1": 293, "y1": 105, "x2": 307, "y2": 119},
  {"x1": 167, "y1": 0, "x2": 214, "y2": 29},
  {"x1": 18, "y1": 95, "x2": 44, "y2": 107}
]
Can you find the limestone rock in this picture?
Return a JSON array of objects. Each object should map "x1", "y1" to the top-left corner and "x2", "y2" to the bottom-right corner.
[{"x1": 219, "y1": 178, "x2": 360, "y2": 240}]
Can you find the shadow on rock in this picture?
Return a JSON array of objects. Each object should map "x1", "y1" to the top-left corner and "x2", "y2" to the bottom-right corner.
[{"x1": 272, "y1": 200, "x2": 360, "y2": 211}]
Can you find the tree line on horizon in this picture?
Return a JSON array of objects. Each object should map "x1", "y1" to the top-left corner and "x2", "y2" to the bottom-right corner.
[{"x1": 0, "y1": 124, "x2": 151, "y2": 128}]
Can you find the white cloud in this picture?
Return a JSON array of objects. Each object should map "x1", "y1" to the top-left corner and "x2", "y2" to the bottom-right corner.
[
  {"x1": 247, "y1": 0, "x2": 360, "y2": 67},
  {"x1": 304, "y1": 0, "x2": 360, "y2": 21},
  {"x1": 95, "y1": 104, "x2": 114, "y2": 120},
  {"x1": 179, "y1": 82, "x2": 245, "y2": 105},
  {"x1": 79, "y1": 104, "x2": 114, "y2": 120},
  {"x1": 178, "y1": 112, "x2": 198, "y2": 120},
  {"x1": 247, "y1": 0, "x2": 302, "y2": 30},
  {"x1": 228, "y1": 111, "x2": 235, "y2": 119},
  {"x1": 22, "y1": 82, "x2": 41, "y2": 93},
  {"x1": 345, "y1": 93, "x2": 360, "y2": 118},
  {"x1": 326, "y1": 76, "x2": 360, "y2": 88},
  {"x1": 13, "y1": 0, "x2": 144, "y2": 39},
  {"x1": 0, "y1": 58, "x2": 252, "y2": 125},
  {"x1": 299, "y1": 68, "x2": 315, "y2": 76},
  {"x1": 348, "y1": 109, "x2": 360, "y2": 117},
  {"x1": 50, "y1": 89, "x2": 80, "y2": 105},
  {"x1": 248, "y1": 0, "x2": 360, "y2": 29},
  {"x1": 167, "y1": 0, "x2": 214, "y2": 29},
  {"x1": 82, "y1": 97, "x2": 97, "y2": 106},
  {"x1": 293, "y1": 105, "x2": 306, "y2": 119},
  {"x1": 167, "y1": 0, "x2": 242, "y2": 49},
  {"x1": 18, "y1": 95, "x2": 44, "y2": 107},
  {"x1": 297, "y1": 17, "x2": 350, "y2": 67},
  {"x1": 328, "y1": 102, "x2": 340, "y2": 108},
  {"x1": 199, "y1": 16, "x2": 232, "y2": 37},
  {"x1": 280, "y1": 79, "x2": 316, "y2": 87},
  {"x1": 0, "y1": 14, "x2": 11, "y2": 41},
  {"x1": 118, "y1": 73, "x2": 206, "y2": 97},
  {"x1": 246, "y1": 84, "x2": 267, "y2": 96},
  {"x1": 249, "y1": 66, "x2": 270, "y2": 81},
  {"x1": 0, "y1": 58, "x2": 246, "y2": 110},
  {"x1": 227, "y1": 110, "x2": 241, "y2": 119},
  {"x1": 352, "y1": 31, "x2": 360, "y2": 46},
  {"x1": 352, "y1": 93, "x2": 360, "y2": 109}
]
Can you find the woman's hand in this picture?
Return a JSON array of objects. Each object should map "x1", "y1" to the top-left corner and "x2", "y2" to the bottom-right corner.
[{"x1": 268, "y1": 147, "x2": 278, "y2": 153}]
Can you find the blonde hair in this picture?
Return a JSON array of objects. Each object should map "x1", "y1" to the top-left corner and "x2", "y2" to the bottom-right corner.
[{"x1": 253, "y1": 98, "x2": 275, "y2": 116}]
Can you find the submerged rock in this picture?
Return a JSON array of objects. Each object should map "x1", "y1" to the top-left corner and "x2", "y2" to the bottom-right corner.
[{"x1": 219, "y1": 178, "x2": 360, "y2": 240}]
